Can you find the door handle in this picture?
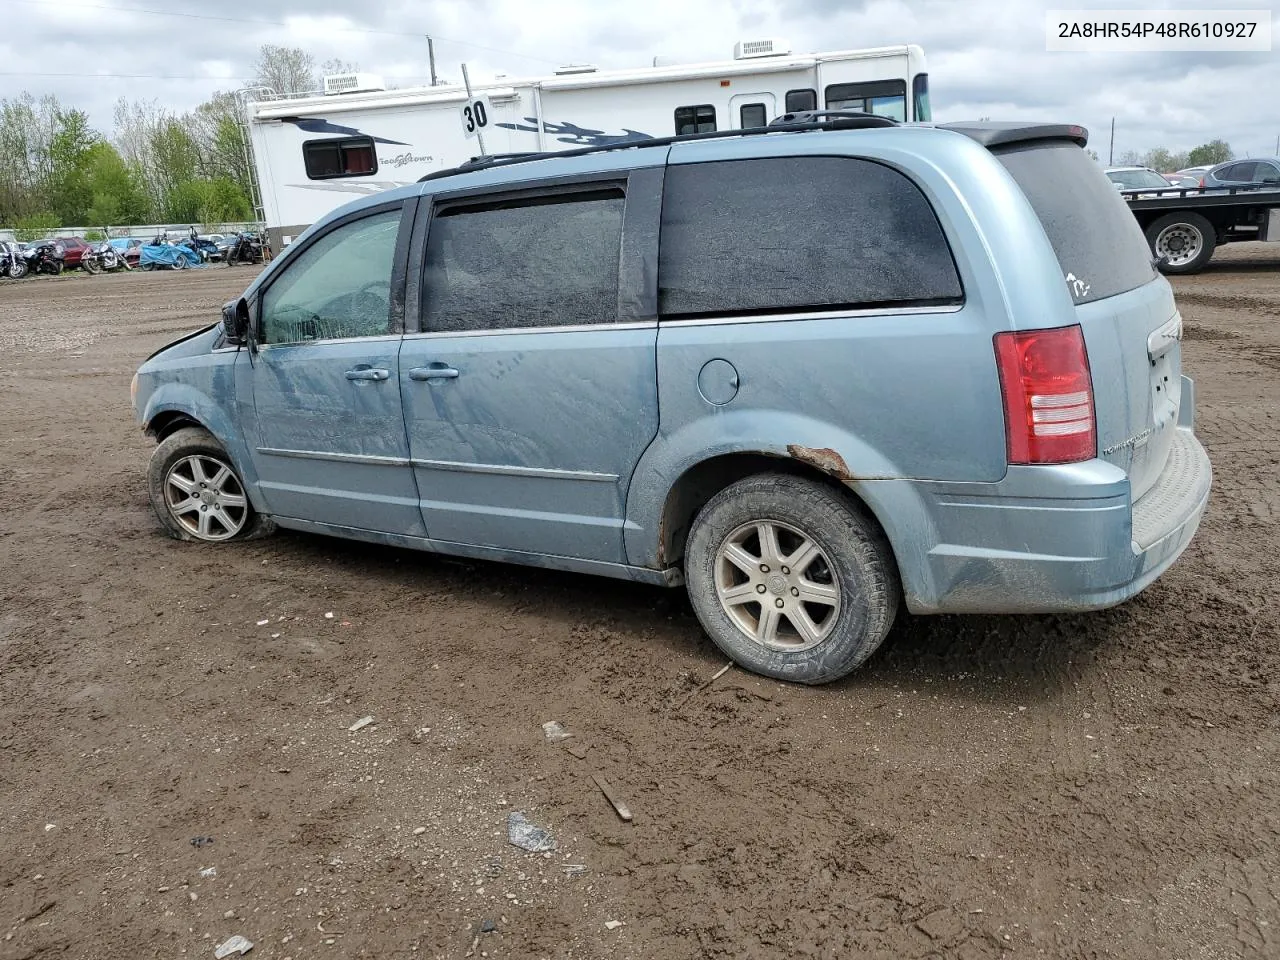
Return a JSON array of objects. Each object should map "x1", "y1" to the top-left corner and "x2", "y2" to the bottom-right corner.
[
  {"x1": 409, "y1": 365, "x2": 460, "y2": 381},
  {"x1": 345, "y1": 367, "x2": 390, "y2": 381}
]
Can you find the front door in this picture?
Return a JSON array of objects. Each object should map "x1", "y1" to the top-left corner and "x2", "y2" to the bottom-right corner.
[
  {"x1": 246, "y1": 202, "x2": 424, "y2": 535},
  {"x1": 400, "y1": 168, "x2": 664, "y2": 564}
]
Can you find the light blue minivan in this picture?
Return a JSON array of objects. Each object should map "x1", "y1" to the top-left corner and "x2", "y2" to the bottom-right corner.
[{"x1": 132, "y1": 115, "x2": 1211, "y2": 684}]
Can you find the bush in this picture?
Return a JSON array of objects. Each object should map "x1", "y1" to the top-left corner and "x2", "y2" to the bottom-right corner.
[
  {"x1": 84, "y1": 228, "x2": 106, "y2": 241},
  {"x1": 13, "y1": 212, "x2": 60, "y2": 243}
]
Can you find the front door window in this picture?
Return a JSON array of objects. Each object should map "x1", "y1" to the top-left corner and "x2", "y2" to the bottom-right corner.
[{"x1": 260, "y1": 209, "x2": 401, "y2": 344}]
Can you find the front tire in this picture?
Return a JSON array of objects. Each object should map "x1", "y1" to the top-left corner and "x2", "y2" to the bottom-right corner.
[
  {"x1": 83, "y1": 257, "x2": 101, "y2": 275},
  {"x1": 147, "y1": 427, "x2": 273, "y2": 543},
  {"x1": 684, "y1": 473, "x2": 900, "y2": 685},
  {"x1": 1146, "y1": 212, "x2": 1216, "y2": 275}
]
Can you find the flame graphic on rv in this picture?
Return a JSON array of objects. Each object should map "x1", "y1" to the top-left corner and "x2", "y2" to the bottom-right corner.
[
  {"x1": 281, "y1": 117, "x2": 408, "y2": 145},
  {"x1": 495, "y1": 118, "x2": 654, "y2": 146}
]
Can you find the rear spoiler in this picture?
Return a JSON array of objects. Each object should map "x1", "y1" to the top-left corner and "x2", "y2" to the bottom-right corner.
[{"x1": 938, "y1": 122, "x2": 1089, "y2": 149}]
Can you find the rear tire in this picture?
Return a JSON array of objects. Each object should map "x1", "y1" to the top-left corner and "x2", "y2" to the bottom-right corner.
[
  {"x1": 1146, "y1": 212, "x2": 1216, "y2": 275},
  {"x1": 684, "y1": 473, "x2": 900, "y2": 685},
  {"x1": 147, "y1": 427, "x2": 275, "y2": 543}
]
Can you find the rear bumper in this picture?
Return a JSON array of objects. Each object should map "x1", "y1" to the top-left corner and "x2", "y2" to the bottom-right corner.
[{"x1": 864, "y1": 379, "x2": 1211, "y2": 614}]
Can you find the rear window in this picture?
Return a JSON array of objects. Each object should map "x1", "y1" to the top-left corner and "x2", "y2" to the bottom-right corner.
[{"x1": 996, "y1": 142, "x2": 1155, "y2": 304}]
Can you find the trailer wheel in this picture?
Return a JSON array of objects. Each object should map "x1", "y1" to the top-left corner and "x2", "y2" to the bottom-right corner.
[{"x1": 1146, "y1": 212, "x2": 1216, "y2": 275}]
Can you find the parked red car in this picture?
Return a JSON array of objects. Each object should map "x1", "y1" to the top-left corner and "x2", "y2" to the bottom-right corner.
[{"x1": 55, "y1": 237, "x2": 92, "y2": 269}]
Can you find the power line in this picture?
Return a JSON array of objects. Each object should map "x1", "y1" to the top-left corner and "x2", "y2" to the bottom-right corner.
[
  {"x1": 0, "y1": 71, "x2": 257, "y2": 80},
  {"x1": 8, "y1": 0, "x2": 567, "y2": 64},
  {"x1": 0, "y1": 71, "x2": 440, "y2": 82}
]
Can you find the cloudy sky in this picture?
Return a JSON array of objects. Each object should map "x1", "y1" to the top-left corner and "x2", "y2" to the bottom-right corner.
[{"x1": 3, "y1": 0, "x2": 1278, "y2": 161}]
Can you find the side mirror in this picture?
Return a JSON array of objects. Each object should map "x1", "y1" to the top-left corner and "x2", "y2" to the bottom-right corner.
[{"x1": 221, "y1": 298, "x2": 249, "y2": 345}]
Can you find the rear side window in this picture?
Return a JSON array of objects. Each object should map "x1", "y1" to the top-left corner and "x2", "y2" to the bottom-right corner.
[
  {"x1": 996, "y1": 142, "x2": 1155, "y2": 304},
  {"x1": 658, "y1": 157, "x2": 962, "y2": 318},
  {"x1": 423, "y1": 189, "x2": 624, "y2": 333},
  {"x1": 304, "y1": 137, "x2": 377, "y2": 179}
]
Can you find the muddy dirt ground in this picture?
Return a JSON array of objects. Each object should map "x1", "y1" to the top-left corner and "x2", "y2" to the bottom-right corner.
[{"x1": 1, "y1": 247, "x2": 1278, "y2": 960}]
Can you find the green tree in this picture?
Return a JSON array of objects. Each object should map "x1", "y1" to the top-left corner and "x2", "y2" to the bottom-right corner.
[
  {"x1": 150, "y1": 118, "x2": 199, "y2": 210},
  {"x1": 82, "y1": 142, "x2": 152, "y2": 226},
  {"x1": 13, "y1": 212, "x2": 59, "y2": 242},
  {"x1": 1187, "y1": 139, "x2": 1233, "y2": 166},
  {"x1": 188, "y1": 91, "x2": 253, "y2": 198},
  {"x1": 46, "y1": 108, "x2": 101, "y2": 223},
  {"x1": 165, "y1": 177, "x2": 251, "y2": 225}
]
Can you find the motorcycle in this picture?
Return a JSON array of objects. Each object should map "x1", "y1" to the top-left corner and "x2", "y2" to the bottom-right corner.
[
  {"x1": 225, "y1": 231, "x2": 269, "y2": 266},
  {"x1": 80, "y1": 240, "x2": 129, "y2": 274},
  {"x1": 0, "y1": 241, "x2": 28, "y2": 279},
  {"x1": 182, "y1": 227, "x2": 219, "y2": 263},
  {"x1": 21, "y1": 240, "x2": 65, "y2": 276}
]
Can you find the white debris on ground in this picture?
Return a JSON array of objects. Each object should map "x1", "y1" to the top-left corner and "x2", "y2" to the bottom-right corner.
[{"x1": 213, "y1": 934, "x2": 254, "y2": 958}]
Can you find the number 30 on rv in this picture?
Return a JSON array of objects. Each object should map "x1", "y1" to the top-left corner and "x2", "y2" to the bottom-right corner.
[{"x1": 459, "y1": 97, "x2": 490, "y2": 138}]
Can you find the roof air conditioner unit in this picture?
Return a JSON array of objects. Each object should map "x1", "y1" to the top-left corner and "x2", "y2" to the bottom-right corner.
[
  {"x1": 554, "y1": 63, "x2": 598, "y2": 75},
  {"x1": 322, "y1": 72, "x2": 386, "y2": 95},
  {"x1": 733, "y1": 38, "x2": 791, "y2": 59}
]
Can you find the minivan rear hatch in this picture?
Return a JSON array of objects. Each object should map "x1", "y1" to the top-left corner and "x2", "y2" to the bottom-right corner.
[{"x1": 990, "y1": 137, "x2": 1178, "y2": 501}]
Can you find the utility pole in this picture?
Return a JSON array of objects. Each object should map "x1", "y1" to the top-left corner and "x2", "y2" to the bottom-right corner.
[
  {"x1": 1109, "y1": 117, "x2": 1115, "y2": 166},
  {"x1": 426, "y1": 37, "x2": 438, "y2": 87}
]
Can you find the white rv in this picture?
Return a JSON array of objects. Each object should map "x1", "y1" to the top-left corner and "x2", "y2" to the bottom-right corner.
[{"x1": 245, "y1": 41, "x2": 930, "y2": 248}]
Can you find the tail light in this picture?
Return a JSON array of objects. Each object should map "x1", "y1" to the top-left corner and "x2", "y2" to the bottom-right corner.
[
  {"x1": 994, "y1": 325, "x2": 1095, "y2": 464},
  {"x1": 1198, "y1": 177, "x2": 1206, "y2": 188}
]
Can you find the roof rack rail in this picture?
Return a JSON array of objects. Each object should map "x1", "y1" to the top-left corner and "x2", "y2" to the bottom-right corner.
[
  {"x1": 768, "y1": 110, "x2": 897, "y2": 129},
  {"x1": 416, "y1": 116, "x2": 897, "y2": 184},
  {"x1": 419, "y1": 152, "x2": 543, "y2": 181}
]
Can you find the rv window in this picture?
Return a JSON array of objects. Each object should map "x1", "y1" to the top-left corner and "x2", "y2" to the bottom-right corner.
[
  {"x1": 303, "y1": 137, "x2": 378, "y2": 180},
  {"x1": 658, "y1": 157, "x2": 962, "y2": 318},
  {"x1": 423, "y1": 189, "x2": 625, "y2": 333},
  {"x1": 784, "y1": 89, "x2": 817, "y2": 113},
  {"x1": 824, "y1": 80, "x2": 907, "y2": 122},
  {"x1": 739, "y1": 103, "x2": 767, "y2": 129},
  {"x1": 674, "y1": 105, "x2": 717, "y2": 136}
]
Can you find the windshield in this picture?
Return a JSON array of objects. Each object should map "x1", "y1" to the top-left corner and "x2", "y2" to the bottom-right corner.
[
  {"x1": 997, "y1": 142, "x2": 1156, "y2": 304},
  {"x1": 1106, "y1": 169, "x2": 1171, "y2": 190}
]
